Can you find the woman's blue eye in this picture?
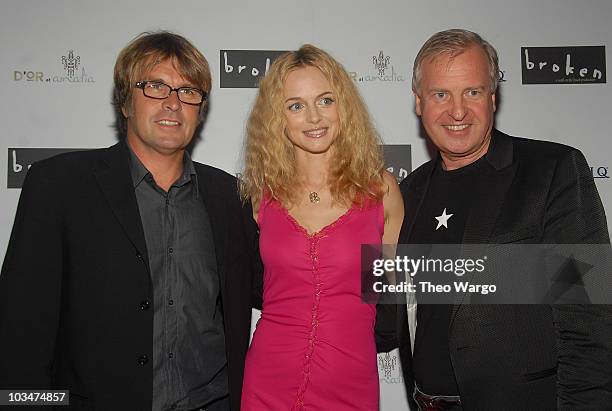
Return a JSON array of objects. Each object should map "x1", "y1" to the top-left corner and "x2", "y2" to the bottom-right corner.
[{"x1": 288, "y1": 102, "x2": 303, "y2": 111}]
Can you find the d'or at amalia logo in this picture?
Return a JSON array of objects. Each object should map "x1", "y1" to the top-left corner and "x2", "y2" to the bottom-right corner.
[
  {"x1": 350, "y1": 50, "x2": 406, "y2": 83},
  {"x1": 13, "y1": 49, "x2": 95, "y2": 84}
]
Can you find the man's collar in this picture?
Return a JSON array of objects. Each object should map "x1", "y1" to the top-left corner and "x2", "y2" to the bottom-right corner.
[
  {"x1": 434, "y1": 129, "x2": 514, "y2": 172},
  {"x1": 177, "y1": 151, "x2": 199, "y2": 198},
  {"x1": 127, "y1": 144, "x2": 149, "y2": 188},
  {"x1": 484, "y1": 129, "x2": 514, "y2": 171},
  {"x1": 125, "y1": 142, "x2": 199, "y2": 197}
]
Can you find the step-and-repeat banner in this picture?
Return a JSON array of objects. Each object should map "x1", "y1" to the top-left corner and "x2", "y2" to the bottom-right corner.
[{"x1": 2, "y1": 1, "x2": 610, "y2": 409}]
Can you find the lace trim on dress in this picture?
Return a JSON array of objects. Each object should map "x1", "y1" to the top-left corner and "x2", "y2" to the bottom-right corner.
[{"x1": 279, "y1": 204, "x2": 355, "y2": 238}]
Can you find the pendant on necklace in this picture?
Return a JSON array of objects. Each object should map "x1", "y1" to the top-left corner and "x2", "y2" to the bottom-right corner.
[{"x1": 309, "y1": 191, "x2": 321, "y2": 204}]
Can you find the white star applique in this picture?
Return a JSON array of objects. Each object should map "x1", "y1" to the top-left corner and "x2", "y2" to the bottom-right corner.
[{"x1": 435, "y1": 208, "x2": 453, "y2": 230}]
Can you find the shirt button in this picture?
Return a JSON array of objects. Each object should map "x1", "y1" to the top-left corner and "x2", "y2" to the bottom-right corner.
[
  {"x1": 168, "y1": 352, "x2": 174, "y2": 359},
  {"x1": 139, "y1": 300, "x2": 150, "y2": 311},
  {"x1": 168, "y1": 299, "x2": 174, "y2": 306},
  {"x1": 137, "y1": 355, "x2": 149, "y2": 365},
  {"x1": 168, "y1": 247, "x2": 173, "y2": 254}
]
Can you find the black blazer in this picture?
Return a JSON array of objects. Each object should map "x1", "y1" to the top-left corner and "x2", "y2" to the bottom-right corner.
[
  {"x1": 0, "y1": 142, "x2": 260, "y2": 411},
  {"x1": 397, "y1": 130, "x2": 612, "y2": 410}
]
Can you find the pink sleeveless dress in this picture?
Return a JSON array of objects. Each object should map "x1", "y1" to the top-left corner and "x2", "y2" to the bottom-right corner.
[{"x1": 241, "y1": 196, "x2": 383, "y2": 410}]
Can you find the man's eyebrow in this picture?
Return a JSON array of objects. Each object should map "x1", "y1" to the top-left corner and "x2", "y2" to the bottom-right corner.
[
  {"x1": 427, "y1": 87, "x2": 449, "y2": 92},
  {"x1": 146, "y1": 78, "x2": 198, "y2": 88}
]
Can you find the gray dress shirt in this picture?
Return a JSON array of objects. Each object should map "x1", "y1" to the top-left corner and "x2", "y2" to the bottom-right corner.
[{"x1": 128, "y1": 148, "x2": 228, "y2": 411}]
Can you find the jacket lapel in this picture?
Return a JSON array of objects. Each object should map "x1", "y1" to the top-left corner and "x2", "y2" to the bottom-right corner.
[
  {"x1": 449, "y1": 130, "x2": 517, "y2": 327},
  {"x1": 399, "y1": 160, "x2": 436, "y2": 244},
  {"x1": 399, "y1": 160, "x2": 436, "y2": 354},
  {"x1": 196, "y1": 169, "x2": 226, "y2": 291},
  {"x1": 93, "y1": 142, "x2": 150, "y2": 273}
]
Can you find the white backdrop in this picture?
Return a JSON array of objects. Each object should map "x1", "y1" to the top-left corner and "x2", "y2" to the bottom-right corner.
[{"x1": 2, "y1": 1, "x2": 611, "y2": 409}]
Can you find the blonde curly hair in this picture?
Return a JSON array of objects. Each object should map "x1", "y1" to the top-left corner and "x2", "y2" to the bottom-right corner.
[{"x1": 239, "y1": 44, "x2": 385, "y2": 208}]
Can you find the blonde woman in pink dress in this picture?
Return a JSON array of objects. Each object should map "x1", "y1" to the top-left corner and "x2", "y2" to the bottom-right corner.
[{"x1": 239, "y1": 44, "x2": 403, "y2": 411}]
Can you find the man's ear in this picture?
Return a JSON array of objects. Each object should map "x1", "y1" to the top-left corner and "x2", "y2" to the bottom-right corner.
[
  {"x1": 491, "y1": 93, "x2": 496, "y2": 113},
  {"x1": 414, "y1": 91, "x2": 422, "y2": 116}
]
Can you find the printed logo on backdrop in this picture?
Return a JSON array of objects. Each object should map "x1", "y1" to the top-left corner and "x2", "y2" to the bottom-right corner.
[
  {"x1": 8, "y1": 148, "x2": 84, "y2": 188},
  {"x1": 383, "y1": 145, "x2": 411, "y2": 183},
  {"x1": 350, "y1": 51, "x2": 406, "y2": 83},
  {"x1": 61, "y1": 50, "x2": 80, "y2": 77},
  {"x1": 220, "y1": 50, "x2": 288, "y2": 88},
  {"x1": 13, "y1": 49, "x2": 95, "y2": 84},
  {"x1": 521, "y1": 46, "x2": 606, "y2": 84},
  {"x1": 378, "y1": 352, "x2": 402, "y2": 384},
  {"x1": 591, "y1": 166, "x2": 609, "y2": 179}
]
